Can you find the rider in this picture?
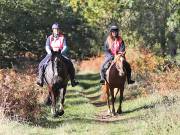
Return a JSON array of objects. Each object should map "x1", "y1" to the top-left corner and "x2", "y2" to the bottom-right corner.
[
  {"x1": 100, "y1": 25, "x2": 135, "y2": 85},
  {"x1": 37, "y1": 22, "x2": 79, "y2": 87}
]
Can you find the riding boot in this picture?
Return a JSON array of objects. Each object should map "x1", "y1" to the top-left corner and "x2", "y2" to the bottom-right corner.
[
  {"x1": 100, "y1": 69, "x2": 106, "y2": 85},
  {"x1": 100, "y1": 58, "x2": 112, "y2": 85},
  {"x1": 37, "y1": 66, "x2": 44, "y2": 87},
  {"x1": 124, "y1": 61, "x2": 135, "y2": 84},
  {"x1": 69, "y1": 71, "x2": 79, "y2": 87},
  {"x1": 127, "y1": 72, "x2": 135, "y2": 84},
  {"x1": 61, "y1": 56, "x2": 79, "y2": 87},
  {"x1": 68, "y1": 62, "x2": 79, "y2": 87}
]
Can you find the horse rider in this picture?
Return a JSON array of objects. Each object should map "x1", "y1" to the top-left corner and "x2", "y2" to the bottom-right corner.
[
  {"x1": 37, "y1": 22, "x2": 79, "y2": 87},
  {"x1": 100, "y1": 25, "x2": 135, "y2": 85}
]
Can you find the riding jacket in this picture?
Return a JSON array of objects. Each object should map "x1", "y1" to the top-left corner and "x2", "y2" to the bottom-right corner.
[
  {"x1": 45, "y1": 33, "x2": 68, "y2": 55},
  {"x1": 104, "y1": 36, "x2": 125, "y2": 57}
]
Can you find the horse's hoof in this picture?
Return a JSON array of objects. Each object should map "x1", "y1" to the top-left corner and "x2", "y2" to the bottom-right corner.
[
  {"x1": 107, "y1": 110, "x2": 111, "y2": 115},
  {"x1": 117, "y1": 110, "x2": 122, "y2": 114},
  {"x1": 52, "y1": 113, "x2": 59, "y2": 118},
  {"x1": 111, "y1": 112, "x2": 116, "y2": 116},
  {"x1": 57, "y1": 110, "x2": 64, "y2": 116},
  {"x1": 111, "y1": 114, "x2": 115, "y2": 116}
]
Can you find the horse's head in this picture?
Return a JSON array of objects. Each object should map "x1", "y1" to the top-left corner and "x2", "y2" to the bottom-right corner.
[
  {"x1": 52, "y1": 50, "x2": 61, "y2": 58},
  {"x1": 51, "y1": 51, "x2": 65, "y2": 83},
  {"x1": 114, "y1": 53, "x2": 125, "y2": 76}
]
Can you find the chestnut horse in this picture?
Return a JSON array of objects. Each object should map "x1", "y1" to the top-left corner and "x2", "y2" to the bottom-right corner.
[
  {"x1": 102, "y1": 53, "x2": 126, "y2": 116},
  {"x1": 44, "y1": 52, "x2": 69, "y2": 117}
]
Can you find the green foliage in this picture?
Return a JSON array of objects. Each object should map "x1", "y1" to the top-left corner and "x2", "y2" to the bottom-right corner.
[
  {"x1": 0, "y1": 0, "x2": 179, "y2": 60},
  {"x1": 68, "y1": 0, "x2": 180, "y2": 56},
  {"x1": 0, "y1": 0, "x2": 98, "y2": 58}
]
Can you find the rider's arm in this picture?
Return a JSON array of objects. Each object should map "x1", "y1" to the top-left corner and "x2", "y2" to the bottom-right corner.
[
  {"x1": 61, "y1": 38, "x2": 68, "y2": 55},
  {"x1": 104, "y1": 40, "x2": 112, "y2": 55},
  {"x1": 45, "y1": 37, "x2": 52, "y2": 54}
]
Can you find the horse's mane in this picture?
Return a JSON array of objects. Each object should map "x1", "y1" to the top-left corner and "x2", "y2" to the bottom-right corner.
[
  {"x1": 114, "y1": 53, "x2": 125, "y2": 61},
  {"x1": 114, "y1": 54, "x2": 121, "y2": 62},
  {"x1": 114, "y1": 54, "x2": 125, "y2": 76}
]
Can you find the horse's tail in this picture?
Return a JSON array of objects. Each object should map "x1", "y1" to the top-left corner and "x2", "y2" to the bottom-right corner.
[{"x1": 100, "y1": 82, "x2": 109, "y2": 102}]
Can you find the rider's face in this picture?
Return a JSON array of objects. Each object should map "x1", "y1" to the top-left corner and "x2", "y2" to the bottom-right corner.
[
  {"x1": 52, "y1": 28, "x2": 59, "y2": 35},
  {"x1": 111, "y1": 30, "x2": 119, "y2": 38}
]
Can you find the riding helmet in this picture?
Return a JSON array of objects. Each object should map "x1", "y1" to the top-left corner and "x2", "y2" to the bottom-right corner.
[
  {"x1": 110, "y1": 25, "x2": 119, "y2": 32},
  {"x1": 52, "y1": 23, "x2": 60, "y2": 29}
]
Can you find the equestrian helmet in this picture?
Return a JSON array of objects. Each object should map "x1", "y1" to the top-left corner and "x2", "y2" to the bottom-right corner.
[
  {"x1": 110, "y1": 25, "x2": 119, "y2": 32},
  {"x1": 52, "y1": 23, "x2": 60, "y2": 29}
]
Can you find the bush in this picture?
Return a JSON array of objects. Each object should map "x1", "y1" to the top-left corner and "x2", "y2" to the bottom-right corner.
[{"x1": 0, "y1": 69, "x2": 43, "y2": 122}]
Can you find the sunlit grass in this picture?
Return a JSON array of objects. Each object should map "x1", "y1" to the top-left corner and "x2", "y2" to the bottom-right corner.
[{"x1": 0, "y1": 71, "x2": 179, "y2": 135}]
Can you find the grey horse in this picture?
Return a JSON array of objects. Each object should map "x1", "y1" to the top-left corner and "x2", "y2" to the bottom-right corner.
[{"x1": 44, "y1": 51, "x2": 69, "y2": 117}]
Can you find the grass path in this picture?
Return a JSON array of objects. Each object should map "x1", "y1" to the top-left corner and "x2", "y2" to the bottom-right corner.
[{"x1": 0, "y1": 72, "x2": 180, "y2": 135}]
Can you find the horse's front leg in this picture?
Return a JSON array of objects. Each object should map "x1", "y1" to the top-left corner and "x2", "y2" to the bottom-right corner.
[
  {"x1": 61, "y1": 86, "x2": 67, "y2": 106},
  {"x1": 48, "y1": 86, "x2": 56, "y2": 117},
  {"x1": 57, "y1": 87, "x2": 66, "y2": 116},
  {"x1": 106, "y1": 84, "x2": 111, "y2": 115},
  {"x1": 117, "y1": 87, "x2": 124, "y2": 114},
  {"x1": 110, "y1": 88, "x2": 115, "y2": 116}
]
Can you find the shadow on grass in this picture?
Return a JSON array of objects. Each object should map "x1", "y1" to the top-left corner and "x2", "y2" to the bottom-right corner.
[
  {"x1": 66, "y1": 100, "x2": 88, "y2": 105},
  {"x1": 79, "y1": 82, "x2": 99, "y2": 89},
  {"x1": 34, "y1": 113, "x2": 143, "y2": 128},
  {"x1": 77, "y1": 73, "x2": 100, "y2": 81},
  {"x1": 65, "y1": 94, "x2": 81, "y2": 99},
  {"x1": 81, "y1": 88, "x2": 99, "y2": 95},
  {"x1": 76, "y1": 73, "x2": 104, "y2": 107},
  {"x1": 87, "y1": 95, "x2": 100, "y2": 101},
  {"x1": 91, "y1": 101, "x2": 107, "y2": 107},
  {"x1": 122, "y1": 104, "x2": 155, "y2": 114}
]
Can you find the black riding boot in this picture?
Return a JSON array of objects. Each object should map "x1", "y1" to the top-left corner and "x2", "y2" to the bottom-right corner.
[
  {"x1": 100, "y1": 59, "x2": 112, "y2": 85},
  {"x1": 124, "y1": 61, "x2": 135, "y2": 84},
  {"x1": 37, "y1": 66, "x2": 44, "y2": 87},
  {"x1": 127, "y1": 72, "x2": 135, "y2": 84},
  {"x1": 100, "y1": 69, "x2": 106, "y2": 85},
  {"x1": 69, "y1": 70, "x2": 79, "y2": 87}
]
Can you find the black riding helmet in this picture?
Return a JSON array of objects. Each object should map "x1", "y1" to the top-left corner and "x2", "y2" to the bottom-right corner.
[
  {"x1": 110, "y1": 25, "x2": 119, "y2": 37},
  {"x1": 110, "y1": 25, "x2": 119, "y2": 32}
]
